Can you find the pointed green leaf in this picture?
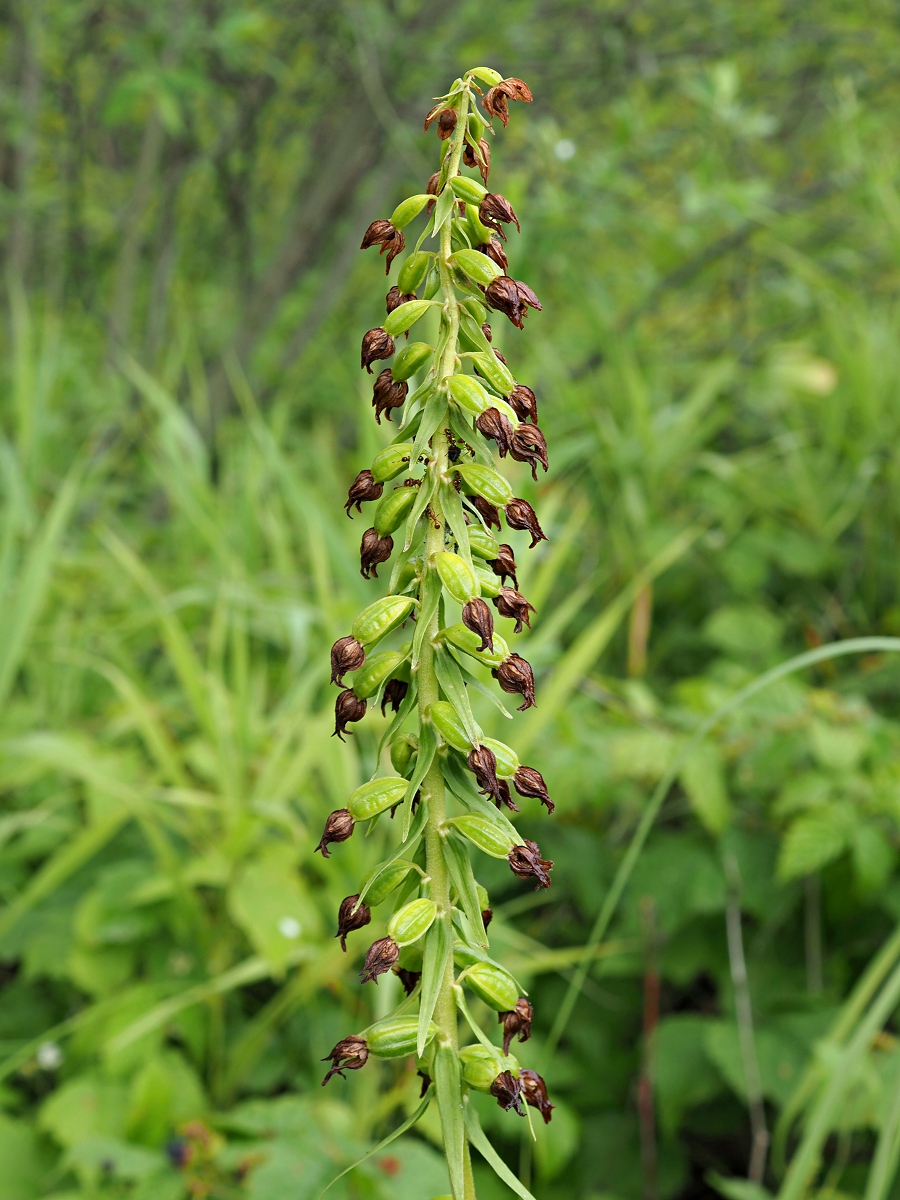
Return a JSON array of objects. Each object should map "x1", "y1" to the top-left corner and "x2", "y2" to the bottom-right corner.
[
  {"x1": 434, "y1": 649, "x2": 481, "y2": 745},
  {"x1": 465, "y1": 1100, "x2": 538, "y2": 1200},
  {"x1": 435, "y1": 1044, "x2": 466, "y2": 1199},
  {"x1": 418, "y1": 916, "x2": 451, "y2": 1056},
  {"x1": 445, "y1": 832, "x2": 487, "y2": 947},
  {"x1": 403, "y1": 723, "x2": 437, "y2": 840}
]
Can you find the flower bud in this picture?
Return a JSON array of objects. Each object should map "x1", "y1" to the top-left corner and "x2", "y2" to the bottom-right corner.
[
  {"x1": 520, "y1": 1068, "x2": 554, "y2": 1124},
  {"x1": 352, "y1": 595, "x2": 416, "y2": 645},
  {"x1": 391, "y1": 341, "x2": 433, "y2": 382},
  {"x1": 374, "y1": 485, "x2": 417, "y2": 536},
  {"x1": 360, "y1": 220, "x2": 406, "y2": 274},
  {"x1": 349, "y1": 650, "x2": 405, "y2": 699},
  {"x1": 330, "y1": 636, "x2": 366, "y2": 686},
  {"x1": 462, "y1": 597, "x2": 494, "y2": 652},
  {"x1": 347, "y1": 776, "x2": 408, "y2": 821},
  {"x1": 389, "y1": 734, "x2": 418, "y2": 776},
  {"x1": 371, "y1": 367, "x2": 408, "y2": 424},
  {"x1": 468, "y1": 745, "x2": 503, "y2": 804},
  {"x1": 366, "y1": 1015, "x2": 436, "y2": 1057},
  {"x1": 321, "y1": 1035, "x2": 368, "y2": 1085},
  {"x1": 509, "y1": 384, "x2": 538, "y2": 423},
  {"x1": 468, "y1": 525, "x2": 500, "y2": 560},
  {"x1": 466, "y1": 962, "x2": 520, "y2": 1012},
  {"x1": 509, "y1": 424, "x2": 548, "y2": 481},
  {"x1": 508, "y1": 839, "x2": 553, "y2": 889},
  {"x1": 447, "y1": 373, "x2": 491, "y2": 416},
  {"x1": 486, "y1": 543, "x2": 518, "y2": 588},
  {"x1": 493, "y1": 653, "x2": 536, "y2": 710},
  {"x1": 344, "y1": 469, "x2": 383, "y2": 517},
  {"x1": 505, "y1": 499, "x2": 547, "y2": 548},
  {"x1": 484, "y1": 276, "x2": 542, "y2": 330},
  {"x1": 477, "y1": 238, "x2": 509, "y2": 274},
  {"x1": 360, "y1": 527, "x2": 393, "y2": 579},
  {"x1": 336, "y1": 894, "x2": 371, "y2": 951},
  {"x1": 456, "y1": 463, "x2": 513, "y2": 508},
  {"x1": 476, "y1": 407, "x2": 514, "y2": 457},
  {"x1": 479, "y1": 193, "x2": 520, "y2": 236},
  {"x1": 472, "y1": 495, "x2": 502, "y2": 531},
  {"x1": 493, "y1": 587, "x2": 535, "y2": 633},
  {"x1": 381, "y1": 677, "x2": 409, "y2": 715},
  {"x1": 499, "y1": 997, "x2": 533, "y2": 1054},
  {"x1": 398, "y1": 251, "x2": 432, "y2": 294},
  {"x1": 333, "y1": 690, "x2": 367, "y2": 740},
  {"x1": 435, "y1": 550, "x2": 480, "y2": 603},
  {"x1": 371, "y1": 442, "x2": 413, "y2": 483},
  {"x1": 513, "y1": 765, "x2": 554, "y2": 813},
  {"x1": 387, "y1": 897, "x2": 437, "y2": 946},
  {"x1": 427, "y1": 700, "x2": 471, "y2": 752},
  {"x1": 360, "y1": 935, "x2": 400, "y2": 983},
  {"x1": 483, "y1": 737, "x2": 519, "y2": 778},
  {"x1": 315, "y1": 809, "x2": 354, "y2": 857},
  {"x1": 361, "y1": 327, "x2": 396, "y2": 372}
]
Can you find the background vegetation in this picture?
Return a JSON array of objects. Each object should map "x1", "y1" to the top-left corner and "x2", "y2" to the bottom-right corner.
[{"x1": 2, "y1": 1, "x2": 900, "y2": 1197}]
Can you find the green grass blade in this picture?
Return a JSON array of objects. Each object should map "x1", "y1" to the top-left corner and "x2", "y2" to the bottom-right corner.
[
  {"x1": 418, "y1": 914, "x2": 450, "y2": 1057},
  {"x1": 435, "y1": 1045, "x2": 466, "y2": 1199},
  {"x1": 465, "y1": 1098, "x2": 538, "y2": 1200}
]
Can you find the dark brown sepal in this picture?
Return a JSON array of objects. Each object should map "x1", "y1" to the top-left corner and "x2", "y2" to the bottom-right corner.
[
  {"x1": 468, "y1": 745, "x2": 503, "y2": 804},
  {"x1": 424, "y1": 104, "x2": 457, "y2": 139},
  {"x1": 321, "y1": 1035, "x2": 368, "y2": 1085},
  {"x1": 386, "y1": 285, "x2": 416, "y2": 314},
  {"x1": 396, "y1": 967, "x2": 422, "y2": 995},
  {"x1": 484, "y1": 276, "x2": 542, "y2": 330},
  {"x1": 479, "y1": 193, "x2": 520, "y2": 236},
  {"x1": 463, "y1": 137, "x2": 492, "y2": 183},
  {"x1": 360, "y1": 936, "x2": 400, "y2": 984},
  {"x1": 482, "y1": 77, "x2": 533, "y2": 127},
  {"x1": 334, "y1": 689, "x2": 367, "y2": 739},
  {"x1": 477, "y1": 239, "x2": 509, "y2": 274},
  {"x1": 520, "y1": 1068, "x2": 554, "y2": 1124},
  {"x1": 315, "y1": 809, "x2": 355, "y2": 856},
  {"x1": 497, "y1": 778, "x2": 519, "y2": 812},
  {"x1": 490, "y1": 1070, "x2": 525, "y2": 1115},
  {"x1": 476, "y1": 407, "x2": 514, "y2": 457},
  {"x1": 471, "y1": 494, "x2": 502, "y2": 531},
  {"x1": 417, "y1": 1069, "x2": 431, "y2": 1098},
  {"x1": 331, "y1": 635, "x2": 366, "y2": 685},
  {"x1": 508, "y1": 839, "x2": 553, "y2": 889},
  {"x1": 360, "y1": 527, "x2": 393, "y2": 578},
  {"x1": 361, "y1": 327, "x2": 396, "y2": 373},
  {"x1": 481, "y1": 907, "x2": 494, "y2": 929},
  {"x1": 481, "y1": 322, "x2": 493, "y2": 342},
  {"x1": 345, "y1": 469, "x2": 384, "y2": 516},
  {"x1": 381, "y1": 677, "x2": 409, "y2": 715},
  {"x1": 487, "y1": 543, "x2": 518, "y2": 588},
  {"x1": 372, "y1": 368, "x2": 408, "y2": 424},
  {"x1": 499, "y1": 998, "x2": 534, "y2": 1055},
  {"x1": 509, "y1": 383, "x2": 538, "y2": 423},
  {"x1": 513, "y1": 765, "x2": 554, "y2": 813},
  {"x1": 360, "y1": 220, "x2": 406, "y2": 274},
  {"x1": 493, "y1": 653, "x2": 536, "y2": 710},
  {"x1": 505, "y1": 498, "x2": 548, "y2": 548},
  {"x1": 336, "y1": 894, "x2": 371, "y2": 951},
  {"x1": 462, "y1": 598, "x2": 494, "y2": 652},
  {"x1": 509, "y1": 424, "x2": 548, "y2": 481},
  {"x1": 493, "y1": 587, "x2": 535, "y2": 633}
]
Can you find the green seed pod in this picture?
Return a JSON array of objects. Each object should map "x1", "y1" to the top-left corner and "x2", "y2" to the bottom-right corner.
[
  {"x1": 465, "y1": 962, "x2": 520, "y2": 1012},
  {"x1": 440, "y1": 622, "x2": 508, "y2": 667},
  {"x1": 347, "y1": 776, "x2": 408, "y2": 821},
  {"x1": 465, "y1": 203, "x2": 495, "y2": 247},
  {"x1": 447, "y1": 374, "x2": 491, "y2": 417},
  {"x1": 390, "y1": 734, "x2": 418, "y2": 775},
  {"x1": 363, "y1": 860, "x2": 416, "y2": 906},
  {"x1": 392, "y1": 342, "x2": 433, "y2": 382},
  {"x1": 449, "y1": 176, "x2": 488, "y2": 205},
  {"x1": 453, "y1": 942, "x2": 486, "y2": 968},
  {"x1": 467, "y1": 112, "x2": 486, "y2": 142},
  {"x1": 459, "y1": 1044, "x2": 509, "y2": 1092},
  {"x1": 351, "y1": 650, "x2": 406, "y2": 699},
  {"x1": 461, "y1": 298, "x2": 488, "y2": 325},
  {"x1": 383, "y1": 299, "x2": 435, "y2": 338},
  {"x1": 447, "y1": 814, "x2": 517, "y2": 858},
  {"x1": 351, "y1": 596, "x2": 416, "y2": 645},
  {"x1": 451, "y1": 249, "x2": 503, "y2": 288},
  {"x1": 389, "y1": 194, "x2": 432, "y2": 229},
  {"x1": 387, "y1": 897, "x2": 437, "y2": 946},
  {"x1": 371, "y1": 442, "x2": 413, "y2": 483},
  {"x1": 435, "y1": 550, "x2": 480, "y2": 603},
  {"x1": 483, "y1": 737, "x2": 519, "y2": 778},
  {"x1": 367, "y1": 1016, "x2": 437, "y2": 1059},
  {"x1": 471, "y1": 351, "x2": 515, "y2": 396},
  {"x1": 427, "y1": 701, "x2": 472, "y2": 752},
  {"x1": 374, "y1": 486, "x2": 417, "y2": 536},
  {"x1": 473, "y1": 564, "x2": 501, "y2": 598},
  {"x1": 398, "y1": 251, "x2": 432, "y2": 294},
  {"x1": 455, "y1": 463, "x2": 514, "y2": 508},
  {"x1": 468, "y1": 525, "x2": 500, "y2": 559}
]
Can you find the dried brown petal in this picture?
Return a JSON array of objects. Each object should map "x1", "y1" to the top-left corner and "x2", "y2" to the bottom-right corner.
[
  {"x1": 482, "y1": 88, "x2": 511, "y2": 128},
  {"x1": 381, "y1": 677, "x2": 409, "y2": 715},
  {"x1": 505, "y1": 498, "x2": 548, "y2": 548},
  {"x1": 315, "y1": 809, "x2": 355, "y2": 856},
  {"x1": 477, "y1": 239, "x2": 509, "y2": 274},
  {"x1": 321, "y1": 1035, "x2": 368, "y2": 1085},
  {"x1": 481, "y1": 906, "x2": 494, "y2": 929},
  {"x1": 344, "y1": 469, "x2": 384, "y2": 517},
  {"x1": 479, "y1": 193, "x2": 520, "y2": 236},
  {"x1": 361, "y1": 327, "x2": 395, "y2": 373},
  {"x1": 471, "y1": 494, "x2": 502, "y2": 531},
  {"x1": 509, "y1": 384, "x2": 538, "y2": 424},
  {"x1": 335, "y1": 894, "x2": 371, "y2": 951},
  {"x1": 493, "y1": 586, "x2": 536, "y2": 634},
  {"x1": 424, "y1": 104, "x2": 457, "y2": 137},
  {"x1": 494, "y1": 653, "x2": 536, "y2": 710},
  {"x1": 333, "y1": 689, "x2": 367, "y2": 740},
  {"x1": 490, "y1": 1069, "x2": 525, "y2": 1114},
  {"x1": 331, "y1": 635, "x2": 366, "y2": 685},
  {"x1": 467, "y1": 744, "x2": 503, "y2": 804},
  {"x1": 396, "y1": 967, "x2": 422, "y2": 995},
  {"x1": 508, "y1": 839, "x2": 553, "y2": 889},
  {"x1": 386, "y1": 285, "x2": 416, "y2": 314},
  {"x1": 360, "y1": 527, "x2": 393, "y2": 579},
  {"x1": 513, "y1": 765, "x2": 554, "y2": 813},
  {"x1": 499, "y1": 997, "x2": 533, "y2": 1055},
  {"x1": 475, "y1": 407, "x2": 514, "y2": 457},
  {"x1": 360, "y1": 220, "x2": 406, "y2": 274},
  {"x1": 520, "y1": 1069, "x2": 554, "y2": 1124},
  {"x1": 497, "y1": 778, "x2": 518, "y2": 811},
  {"x1": 462, "y1": 597, "x2": 494, "y2": 653},
  {"x1": 486, "y1": 543, "x2": 518, "y2": 589},
  {"x1": 360, "y1": 936, "x2": 400, "y2": 984},
  {"x1": 481, "y1": 322, "x2": 493, "y2": 343},
  {"x1": 372, "y1": 368, "x2": 408, "y2": 424}
]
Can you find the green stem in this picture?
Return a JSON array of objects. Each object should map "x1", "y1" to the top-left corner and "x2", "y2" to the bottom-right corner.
[{"x1": 417, "y1": 83, "x2": 476, "y2": 1200}]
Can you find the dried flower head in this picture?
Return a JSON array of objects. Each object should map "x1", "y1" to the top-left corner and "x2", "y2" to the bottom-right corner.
[
  {"x1": 345, "y1": 469, "x2": 384, "y2": 517},
  {"x1": 513, "y1": 765, "x2": 554, "y2": 813},
  {"x1": 360, "y1": 936, "x2": 400, "y2": 984},
  {"x1": 471, "y1": 493, "x2": 502, "y2": 531},
  {"x1": 462, "y1": 597, "x2": 495, "y2": 652},
  {"x1": 468, "y1": 744, "x2": 503, "y2": 804},
  {"x1": 360, "y1": 220, "x2": 406, "y2": 274},
  {"x1": 497, "y1": 778, "x2": 519, "y2": 811},
  {"x1": 386, "y1": 285, "x2": 416, "y2": 314},
  {"x1": 484, "y1": 276, "x2": 542, "y2": 330},
  {"x1": 493, "y1": 586, "x2": 535, "y2": 633},
  {"x1": 315, "y1": 809, "x2": 355, "y2": 857},
  {"x1": 508, "y1": 839, "x2": 553, "y2": 889},
  {"x1": 487, "y1": 543, "x2": 518, "y2": 588},
  {"x1": 333, "y1": 689, "x2": 367, "y2": 739},
  {"x1": 509, "y1": 424, "x2": 549, "y2": 480},
  {"x1": 490, "y1": 1070, "x2": 525, "y2": 1115},
  {"x1": 381, "y1": 677, "x2": 409, "y2": 715},
  {"x1": 509, "y1": 383, "x2": 538, "y2": 423},
  {"x1": 360, "y1": 527, "x2": 393, "y2": 578},
  {"x1": 476, "y1": 407, "x2": 514, "y2": 457},
  {"x1": 372, "y1": 368, "x2": 408, "y2": 424},
  {"x1": 520, "y1": 1069, "x2": 554, "y2": 1124},
  {"x1": 499, "y1": 997, "x2": 534, "y2": 1054},
  {"x1": 463, "y1": 136, "x2": 492, "y2": 183},
  {"x1": 482, "y1": 76, "x2": 533, "y2": 127},
  {"x1": 335, "y1": 894, "x2": 371, "y2": 951},
  {"x1": 361, "y1": 327, "x2": 396, "y2": 373},
  {"x1": 321, "y1": 1035, "x2": 369, "y2": 1085},
  {"x1": 481, "y1": 906, "x2": 494, "y2": 929},
  {"x1": 494, "y1": 653, "x2": 536, "y2": 710},
  {"x1": 481, "y1": 321, "x2": 493, "y2": 342},
  {"x1": 424, "y1": 104, "x2": 458, "y2": 139},
  {"x1": 331, "y1": 635, "x2": 366, "y2": 685},
  {"x1": 479, "y1": 193, "x2": 520, "y2": 237},
  {"x1": 505, "y1": 498, "x2": 548, "y2": 548},
  {"x1": 477, "y1": 238, "x2": 509, "y2": 274}
]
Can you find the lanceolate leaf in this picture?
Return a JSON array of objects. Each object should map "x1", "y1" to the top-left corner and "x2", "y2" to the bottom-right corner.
[
  {"x1": 435, "y1": 1044, "x2": 466, "y2": 1199},
  {"x1": 445, "y1": 832, "x2": 488, "y2": 947},
  {"x1": 402, "y1": 722, "x2": 436, "y2": 840},
  {"x1": 465, "y1": 1099, "x2": 539, "y2": 1200},
  {"x1": 434, "y1": 648, "x2": 481, "y2": 745},
  {"x1": 419, "y1": 916, "x2": 451, "y2": 1056}
]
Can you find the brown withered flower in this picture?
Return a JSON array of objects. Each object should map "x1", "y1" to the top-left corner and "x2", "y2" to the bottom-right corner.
[
  {"x1": 360, "y1": 936, "x2": 400, "y2": 984},
  {"x1": 487, "y1": 543, "x2": 518, "y2": 588},
  {"x1": 360, "y1": 219, "x2": 406, "y2": 274},
  {"x1": 520, "y1": 1069, "x2": 554, "y2": 1124},
  {"x1": 396, "y1": 967, "x2": 422, "y2": 995},
  {"x1": 490, "y1": 1070, "x2": 525, "y2": 1115},
  {"x1": 508, "y1": 839, "x2": 553, "y2": 889},
  {"x1": 315, "y1": 809, "x2": 355, "y2": 857},
  {"x1": 481, "y1": 906, "x2": 494, "y2": 929},
  {"x1": 334, "y1": 689, "x2": 367, "y2": 740},
  {"x1": 494, "y1": 653, "x2": 536, "y2": 710},
  {"x1": 481, "y1": 322, "x2": 493, "y2": 342},
  {"x1": 425, "y1": 171, "x2": 441, "y2": 213},
  {"x1": 361, "y1": 327, "x2": 395, "y2": 372},
  {"x1": 509, "y1": 424, "x2": 548, "y2": 480},
  {"x1": 321, "y1": 1035, "x2": 368, "y2": 1085},
  {"x1": 372, "y1": 368, "x2": 408, "y2": 424},
  {"x1": 462, "y1": 597, "x2": 494, "y2": 652},
  {"x1": 335, "y1": 894, "x2": 371, "y2": 951},
  {"x1": 505, "y1": 498, "x2": 548, "y2": 548},
  {"x1": 344, "y1": 469, "x2": 384, "y2": 516},
  {"x1": 482, "y1": 77, "x2": 534, "y2": 127},
  {"x1": 493, "y1": 587, "x2": 536, "y2": 634},
  {"x1": 470, "y1": 493, "x2": 502, "y2": 531},
  {"x1": 463, "y1": 136, "x2": 492, "y2": 183},
  {"x1": 476, "y1": 407, "x2": 513, "y2": 457},
  {"x1": 386, "y1": 285, "x2": 416, "y2": 314},
  {"x1": 360, "y1": 527, "x2": 393, "y2": 578},
  {"x1": 509, "y1": 383, "x2": 538, "y2": 424},
  {"x1": 484, "y1": 276, "x2": 542, "y2": 330},
  {"x1": 497, "y1": 778, "x2": 519, "y2": 812},
  {"x1": 477, "y1": 239, "x2": 509, "y2": 274},
  {"x1": 468, "y1": 745, "x2": 503, "y2": 804},
  {"x1": 381, "y1": 677, "x2": 409, "y2": 715},
  {"x1": 424, "y1": 104, "x2": 457, "y2": 139},
  {"x1": 499, "y1": 998, "x2": 534, "y2": 1055},
  {"x1": 493, "y1": 348, "x2": 508, "y2": 365},
  {"x1": 479, "y1": 193, "x2": 520, "y2": 238},
  {"x1": 513, "y1": 765, "x2": 554, "y2": 813},
  {"x1": 331, "y1": 635, "x2": 366, "y2": 685}
]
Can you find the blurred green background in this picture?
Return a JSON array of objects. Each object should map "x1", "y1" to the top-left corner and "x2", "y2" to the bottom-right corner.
[{"x1": 4, "y1": 2, "x2": 900, "y2": 1197}]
